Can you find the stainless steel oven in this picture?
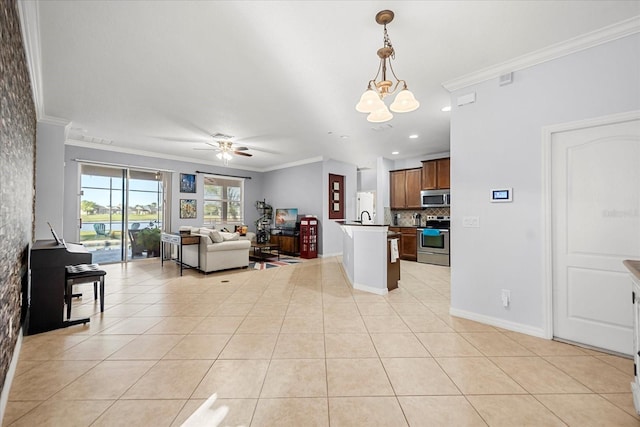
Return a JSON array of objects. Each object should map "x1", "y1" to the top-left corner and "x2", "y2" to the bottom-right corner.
[{"x1": 416, "y1": 215, "x2": 450, "y2": 266}]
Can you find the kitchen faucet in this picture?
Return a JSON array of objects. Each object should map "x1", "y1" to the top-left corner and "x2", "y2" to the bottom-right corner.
[{"x1": 360, "y1": 210, "x2": 372, "y2": 224}]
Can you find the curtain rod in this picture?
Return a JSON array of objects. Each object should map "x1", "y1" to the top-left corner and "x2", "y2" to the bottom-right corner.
[
  {"x1": 73, "y1": 158, "x2": 175, "y2": 173},
  {"x1": 195, "y1": 170, "x2": 252, "y2": 179}
]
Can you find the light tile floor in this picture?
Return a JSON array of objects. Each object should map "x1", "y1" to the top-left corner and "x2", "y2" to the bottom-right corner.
[{"x1": 3, "y1": 257, "x2": 639, "y2": 426}]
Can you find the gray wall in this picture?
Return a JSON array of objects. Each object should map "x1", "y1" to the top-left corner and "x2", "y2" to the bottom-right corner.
[
  {"x1": 260, "y1": 159, "x2": 357, "y2": 257},
  {"x1": 450, "y1": 34, "x2": 640, "y2": 334},
  {"x1": 262, "y1": 161, "x2": 323, "y2": 250},
  {"x1": 357, "y1": 168, "x2": 377, "y2": 192},
  {"x1": 0, "y1": 0, "x2": 36, "y2": 399},
  {"x1": 34, "y1": 121, "x2": 66, "y2": 239}
]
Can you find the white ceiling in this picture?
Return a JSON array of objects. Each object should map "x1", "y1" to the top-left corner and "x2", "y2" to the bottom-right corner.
[{"x1": 27, "y1": 1, "x2": 640, "y2": 171}]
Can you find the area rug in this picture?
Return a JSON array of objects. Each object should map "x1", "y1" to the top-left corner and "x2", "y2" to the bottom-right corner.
[{"x1": 249, "y1": 256, "x2": 302, "y2": 270}]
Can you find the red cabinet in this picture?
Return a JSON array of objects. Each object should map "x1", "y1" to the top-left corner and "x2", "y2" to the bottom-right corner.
[{"x1": 299, "y1": 217, "x2": 318, "y2": 259}]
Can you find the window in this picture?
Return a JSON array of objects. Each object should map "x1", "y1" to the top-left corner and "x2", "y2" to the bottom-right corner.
[{"x1": 203, "y1": 175, "x2": 244, "y2": 225}]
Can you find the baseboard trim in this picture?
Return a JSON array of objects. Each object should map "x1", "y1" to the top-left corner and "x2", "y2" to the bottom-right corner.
[
  {"x1": 0, "y1": 331, "x2": 23, "y2": 424},
  {"x1": 449, "y1": 307, "x2": 547, "y2": 339},
  {"x1": 353, "y1": 282, "x2": 388, "y2": 296},
  {"x1": 319, "y1": 252, "x2": 342, "y2": 258}
]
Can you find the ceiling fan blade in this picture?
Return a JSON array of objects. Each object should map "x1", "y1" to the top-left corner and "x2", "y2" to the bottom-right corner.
[
  {"x1": 234, "y1": 146, "x2": 249, "y2": 151},
  {"x1": 233, "y1": 151, "x2": 253, "y2": 157}
]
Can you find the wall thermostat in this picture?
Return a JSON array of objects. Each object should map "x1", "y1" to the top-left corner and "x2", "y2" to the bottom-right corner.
[{"x1": 491, "y1": 188, "x2": 513, "y2": 203}]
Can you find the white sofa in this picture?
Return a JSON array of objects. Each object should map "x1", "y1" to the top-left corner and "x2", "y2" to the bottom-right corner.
[{"x1": 181, "y1": 227, "x2": 254, "y2": 273}]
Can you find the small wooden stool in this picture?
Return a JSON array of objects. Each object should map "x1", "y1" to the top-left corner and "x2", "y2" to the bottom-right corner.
[{"x1": 65, "y1": 264, "x2": 106, "y2": 320}]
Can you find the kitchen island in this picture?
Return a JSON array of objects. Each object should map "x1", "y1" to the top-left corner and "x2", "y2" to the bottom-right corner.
[{"x1": 338, "y1": 222, "x2": 400, "y2": 295}]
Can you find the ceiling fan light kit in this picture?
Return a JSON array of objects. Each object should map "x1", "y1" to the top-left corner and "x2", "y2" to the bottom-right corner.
[
  {"x1": 355, "y1": 10, "x2": 420, "y2": 123},
  {"x1": 197, "y1": 140, "x2": 253, "y2": 165}
]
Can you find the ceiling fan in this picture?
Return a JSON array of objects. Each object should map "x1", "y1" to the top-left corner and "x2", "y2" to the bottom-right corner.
[{"x1": 195, "y1": 140, "x2": 253, "y2": 165}]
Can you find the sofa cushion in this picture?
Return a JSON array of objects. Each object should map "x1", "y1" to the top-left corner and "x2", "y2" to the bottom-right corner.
[
  {"x1": 205, "y1": 239, "x2": 251, "y2": 252},
  {"x1": 220, "y1": 231, "x2": 239, "y2": 241},
  {"x1": 209, "y1": 229, "x2": 224, "y2": 243}
]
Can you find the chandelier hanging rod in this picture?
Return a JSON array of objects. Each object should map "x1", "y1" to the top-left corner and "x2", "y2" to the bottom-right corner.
[{"x1": 355, "y1": 9, "x2": 420, "y2": 123}]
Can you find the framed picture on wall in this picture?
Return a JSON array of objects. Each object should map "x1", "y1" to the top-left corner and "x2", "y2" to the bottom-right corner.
[
  {"x1": 329, "y1": 173, "x2": 345, "y2": 219},
  {"x1": 180, "y1": 199, "x2": 197, "y2": 218},
  {"x1": 180, "y1": 173, "x2": 196, "y2": 193}
]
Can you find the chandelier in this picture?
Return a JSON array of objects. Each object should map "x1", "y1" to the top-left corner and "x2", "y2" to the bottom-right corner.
[{"x1": 355, "y1": 10, "x2": 419, "y2": 123}]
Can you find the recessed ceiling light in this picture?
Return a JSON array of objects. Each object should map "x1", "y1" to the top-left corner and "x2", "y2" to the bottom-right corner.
[
  {"x1": 409, "y1": 134, "x2": 418, "y2": 139},
  {"x1": 391, "y1": 151, "x2": 399, "y2": 155},
  {"x1": 441, "y1": 106, "x2": 451, "y2": 112}
]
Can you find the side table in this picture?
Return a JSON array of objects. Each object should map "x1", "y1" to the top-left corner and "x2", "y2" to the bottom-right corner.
[{"x1": 161, "y1": 232, "x2": 200, "y2": 275}]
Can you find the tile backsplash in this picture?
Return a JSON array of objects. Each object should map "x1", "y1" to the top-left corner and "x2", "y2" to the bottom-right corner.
[{"x1": 384, "y1": 207, "x2": 450, "y2": 227}]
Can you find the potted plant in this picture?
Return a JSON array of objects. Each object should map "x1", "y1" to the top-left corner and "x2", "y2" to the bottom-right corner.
[{"x1": 138, "y1": 227, "x2": 161, "y2": 257}]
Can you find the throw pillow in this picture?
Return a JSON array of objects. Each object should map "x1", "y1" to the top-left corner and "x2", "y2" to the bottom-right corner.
[
  {"x1": 209, "y1": 230, "x2": 224, "y2": 243},
  {"x1": 220, "y1": 231, "x2": 239, "y2": 241}
]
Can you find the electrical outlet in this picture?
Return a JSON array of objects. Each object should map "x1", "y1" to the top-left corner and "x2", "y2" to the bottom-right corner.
[
  {"x1": 501, "y1": 289, "x2": 510, "y2": 308},
  {"x1": 462, "y1": 216, "x2": 480, "y2": 228}
]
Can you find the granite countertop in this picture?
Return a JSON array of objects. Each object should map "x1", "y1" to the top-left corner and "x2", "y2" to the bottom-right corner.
[{"x1": 623, "y1": 260, "x2": 640, "y2": 282}]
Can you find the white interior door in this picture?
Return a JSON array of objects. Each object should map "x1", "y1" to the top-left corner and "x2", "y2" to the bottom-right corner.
[{"x1": 552, "y1": 117, "x2": 640, "y2": 355}]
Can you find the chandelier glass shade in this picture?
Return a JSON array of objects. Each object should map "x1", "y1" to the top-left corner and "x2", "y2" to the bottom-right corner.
[{"x1": 355, "y1": 10, "x2": 419, "y2": 123}]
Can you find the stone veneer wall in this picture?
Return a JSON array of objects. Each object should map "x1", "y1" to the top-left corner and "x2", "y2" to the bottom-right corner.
[{"x1": 0, "y1": 0, "x2": 36, "y2": 392}]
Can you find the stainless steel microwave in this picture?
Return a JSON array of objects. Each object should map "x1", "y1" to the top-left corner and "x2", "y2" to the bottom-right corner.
[{"x1": 420, "y1": 189, "x2": 450, "y2": 208}]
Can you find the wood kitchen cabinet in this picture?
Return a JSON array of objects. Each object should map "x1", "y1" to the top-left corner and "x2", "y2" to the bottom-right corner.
[
  {"x1": 388, "y1": 227, "x2": 417, "y2": 261},
  {"x1": 390, "y1": 168, "x2": 422, "y2": 209},
  {"x1": 399, "y1": 227, "x2": 417, "y2": 261},
  {"x1": 421, "y1": 158, "x2": 450, "y2": 190}
]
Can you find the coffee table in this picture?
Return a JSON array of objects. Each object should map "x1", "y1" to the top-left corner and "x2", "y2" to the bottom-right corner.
[{"x1": 250, "y1": 242, "x2": 280, "y2": 261}]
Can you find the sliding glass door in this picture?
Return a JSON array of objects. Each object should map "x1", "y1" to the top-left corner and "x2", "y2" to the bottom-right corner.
[{"x1": 79, "y1": 164, "x2": 164, "y2": 264}]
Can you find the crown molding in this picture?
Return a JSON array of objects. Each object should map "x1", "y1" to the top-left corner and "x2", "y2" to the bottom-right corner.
[
  {"x1": 38, "y1": 115, "x2": 70, "y2": 127},
  {"x1": 443, "y1": 15, "x2": 640, "y2": 92},
  {"x1": 17, "y1": 0, "x2": 45, "y2": 119},
  {"x1": 260, "y1": 156, "x2": 324, "y2": 172}
]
